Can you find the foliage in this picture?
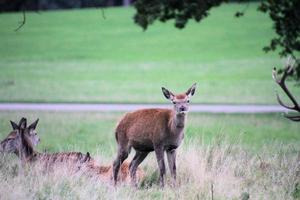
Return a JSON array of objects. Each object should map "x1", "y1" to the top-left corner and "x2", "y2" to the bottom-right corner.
[
  {"x1": 258, "y1": 1, "x2": 300, "y2": 57},
  {"x1": 134, "y1": 0, "x2": 223, "y2": 29},
  {"x1": 133, "y1": 0, "x2": 300, "y2": 82},
  {"x1": 258, "y1": 0, "x2": 300, "y2": 82},
  {"x1": 134, "y1": 0, "x2": 222, "y2": 30}
]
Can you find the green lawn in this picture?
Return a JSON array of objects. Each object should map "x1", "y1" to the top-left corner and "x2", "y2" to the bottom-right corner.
[
  {"x1": 0, "y1": 3, "x2": 298, "y2": 104},
  {"x1": 0, "y1": 111, "x2": 299, "y2": 155}
]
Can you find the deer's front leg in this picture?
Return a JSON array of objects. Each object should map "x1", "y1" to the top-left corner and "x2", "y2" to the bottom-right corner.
[
  {"x1": 167, "y1": 149, "x2": 176, "y2": 185},
  {"x1": 154, "y1": 145, "x2": 165, "y2": 188}
]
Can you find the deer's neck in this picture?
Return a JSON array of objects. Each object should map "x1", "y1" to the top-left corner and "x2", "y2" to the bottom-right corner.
[
  {"x1": 19, "y1": 137, "x2": 38, "y2": 163},
  {"x1": 19, "y1": 146, "x2": 35, "y2": 162},
  {"x1": 171, "y1": 112, "x2": 187, "y2": 129}
]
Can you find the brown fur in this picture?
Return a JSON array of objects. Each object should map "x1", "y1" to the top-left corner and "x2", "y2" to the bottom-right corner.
[
  {"x1": 0, "y1": 131, "x2": 18, "y2": 154},
  {"x1": 116, "y1": 108, "x2": 181, "y2": 148},
  {"x1": 13, "y1": 120, "x2": 144, "y2": 184},
  {"x1": 84, "y1": 160, "x2": 144, "y2": 184},
  {"x1": 17, "y1": 130, "x2": 89, "y2": 171},
  {"x1": 112, "y1": 84, "x2": 196, "y2": 187},
  {"x1": 1, "y1": 118, "x2": 40, "y2": 155},
  {"x1": 175, "y1": 93, "x2": 188, "y2": 99},
  {"x1": 19, "y1": 131, "x2": 144, "y2": 184},
  {"x1": 4, "y1": 131, "x2": 17, "y2": 139}
]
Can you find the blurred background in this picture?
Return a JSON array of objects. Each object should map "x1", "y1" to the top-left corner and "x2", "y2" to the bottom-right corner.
[
  {"x1": 0, "y1": 0, "x2": 299, "y2": 153},
  {"x1": 0, "y1": 0, "x2": 130, "y2": 11},
  {"x1": 1, "y1": 0, "x2": 299, "y2": 104}
]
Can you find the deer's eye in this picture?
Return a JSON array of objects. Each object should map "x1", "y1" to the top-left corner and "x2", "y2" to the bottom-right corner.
[
  {"x1": 172, "y1": 101, "x2": 176, "y2": 104},
  {"x1": 187, "y1": 100, "x2": 190, "y2": 103}
]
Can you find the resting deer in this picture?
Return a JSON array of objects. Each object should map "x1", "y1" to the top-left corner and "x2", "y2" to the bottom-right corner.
[
  {"x1": 6, "y1": 118, "x2": 91, "y2": 171},
  {"x1": 83, "y1": 157, "x2": 144, "y2": 184},
  {"x1": 1, "y1": 118, "x2": 144, "y2": 184},
  {"x1": 113, "y1": 83, "x2": 196, "y2": 187},
  {"x1": 272, "y1": 61, "x2": 300, "y2": 121},
  {"x1": 0, "y1": 118, "x2": 40, "y2": 154}
]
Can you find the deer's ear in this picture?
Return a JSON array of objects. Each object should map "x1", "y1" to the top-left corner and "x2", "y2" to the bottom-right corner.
[
  {"x1": 28, "y1": 118, "x2": 39, "y2": 130},
  {"x1": 18, "y1": 118, "x2": 27, "y2": 130},
  {"x1": 186, "y1": 83, "x2": 197, "y2": 97},
  {"x1": 10, "y1": 120, "x2": 19, "y2": 130},
  {"x1": 162, "y1": 87, "x2": 175, "y2": 100},
  {"x1": 81, "y1": 152, "x2": 91, "y2": 163}
]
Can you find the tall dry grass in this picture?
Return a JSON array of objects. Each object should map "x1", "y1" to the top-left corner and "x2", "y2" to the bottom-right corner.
[{"x1": 0, "y1": 138, "x2": 299, "y2": 200}]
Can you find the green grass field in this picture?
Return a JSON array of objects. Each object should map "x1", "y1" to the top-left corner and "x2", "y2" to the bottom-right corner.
[
  {"x1": 0, "y1": 3, "x2": 298, "y2": 104},
  {"x1": 0, "y1": 111, "x2": 299, "y2": 155}
]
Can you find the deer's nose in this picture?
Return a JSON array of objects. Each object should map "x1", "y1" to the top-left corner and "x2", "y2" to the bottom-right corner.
[{"x1": 179, "y1": 106, "x2": 186, "y2": 112}]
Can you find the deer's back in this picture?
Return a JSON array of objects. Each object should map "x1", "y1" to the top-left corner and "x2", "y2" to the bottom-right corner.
[
  {"x1": 36, "y1": 152, "x2": 90, "y2": 168},
  {"x1": 116, "y1": 108, "x2": 172, "y2": 146}
]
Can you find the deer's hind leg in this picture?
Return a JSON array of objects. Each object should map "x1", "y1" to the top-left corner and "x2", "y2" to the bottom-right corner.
[
  {"x1": 113, "y1": 140, "x2": 130, "y2": 185},
  {"x1": 129, "y1": 150, "x2": 148, "y2": 186}
]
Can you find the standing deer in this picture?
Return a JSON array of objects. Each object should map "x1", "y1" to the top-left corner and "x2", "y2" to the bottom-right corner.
[{"x1": 113, "y1": 83, "x2": 196, "y2": 187}]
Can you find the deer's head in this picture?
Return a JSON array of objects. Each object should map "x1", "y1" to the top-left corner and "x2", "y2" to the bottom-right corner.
[
  {"x1": 162, "y1": 83, "x2": 196, "y2": 114},
  {"x1": 0, "y1": 118, "x2": 40, "y2": 154}
]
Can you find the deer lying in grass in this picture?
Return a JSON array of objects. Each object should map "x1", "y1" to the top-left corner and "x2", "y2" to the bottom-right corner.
[
  {"x1": 1, "y1": 118, "x2": 91, "y2": 172},
  {"x1": 1, "y1": 118, "x2": 144, "y2": 184},
  {"x1": 113, "y1": 83, "x2": 196, "y2": 187},
  {"x1": 83, "y1": 155, "x2": 144, "y2": 184},
  {"x1": 0, "y1": 118, "x2": 40, "y2": 154}
]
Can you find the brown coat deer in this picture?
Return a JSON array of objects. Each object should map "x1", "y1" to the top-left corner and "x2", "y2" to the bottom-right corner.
[
  {"x1": 5, "y1": 118, "x2": 91, "y2": 171},
  {"x1": 0, "y1": 118, "x2": 40, "y2": 154},
  {"x1": 113, "y1": 83, "x2": 196, "y2": 187},
  {"x1": 16, "y1": 119, "x2": 87, "y2": 170},
  {"x1": 83, "y1": 157, "x2": 144, "y2": 184},
  {"x1": 1, "y1": 118, "x2": 144, "y2": 184}
]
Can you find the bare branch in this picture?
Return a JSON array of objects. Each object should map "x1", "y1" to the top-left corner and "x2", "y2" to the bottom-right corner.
[
  {"x1": 15, "y1": 10, "x2": 26, "y2": 32},
  {"x1": 272, "y1": 68, "x2": 279, "y2": 83},
  {"x1": 211, "y1": 182, "x2": 214, "y2": 200},
  {"x1": 276, "y1": 93, "x2": 295, "y2": 110},
  {"x1": 101, "y1": 8, "x2": 106, "y2": 20},
  {"x1": 235, "y1": 2, "x2": 250, "y2": 17},
  {"x1": 273, "y1": 60, "x2": 300, "y2": 121},
  {"x1": 285, "y1": 115, "x2": 300, "y2": 122}
]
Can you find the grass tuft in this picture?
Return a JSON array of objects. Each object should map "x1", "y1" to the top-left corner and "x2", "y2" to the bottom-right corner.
[{"x1": 0, "y1": 138, "x2": 298, "y2": 200}]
